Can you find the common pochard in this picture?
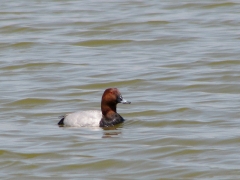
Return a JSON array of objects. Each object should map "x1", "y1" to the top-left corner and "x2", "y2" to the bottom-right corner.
[{"x1": 58, "y1": 88, "x2": 131, "y2": 127}]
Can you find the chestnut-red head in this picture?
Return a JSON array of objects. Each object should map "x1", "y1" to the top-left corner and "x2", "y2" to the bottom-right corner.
[{"x1": 101, "y1": 88, "x2": 130, "y2": 116}]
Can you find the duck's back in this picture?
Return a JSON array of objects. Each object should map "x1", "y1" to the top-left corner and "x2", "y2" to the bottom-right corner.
[{"x1": 63, "y1": 110, "x2": 102, "y2": 127}]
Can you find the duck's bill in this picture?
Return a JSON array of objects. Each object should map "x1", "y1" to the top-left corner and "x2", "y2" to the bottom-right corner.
[
  {"x1": 118, "y1": 95, "x2": 131, "y2": 104},
  {"x1": 120, "y1": 99, "x2": 131, "y2": 104}
]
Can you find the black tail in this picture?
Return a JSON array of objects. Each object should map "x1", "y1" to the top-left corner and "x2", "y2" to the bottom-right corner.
[{"x1": 58, "y1": 116, "x2": 65, "y2": 126}]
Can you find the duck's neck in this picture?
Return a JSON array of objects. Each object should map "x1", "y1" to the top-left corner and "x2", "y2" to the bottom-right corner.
[{"x1": 101, "y1": 102, "x2": 116, "y2": 117}]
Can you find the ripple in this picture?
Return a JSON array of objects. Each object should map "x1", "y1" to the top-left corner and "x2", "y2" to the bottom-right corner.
[
  {"x1": 75, "y1": 79, "x2": 146, "y2": 89},
  {"x1": 204, "y1": 2, "x2": 238, "y2": 9},
  {"x1": 208, "y1": 60, "x2": 240, "y2": 67},
  {"x1": 7, "y1": 98, "x2": 55, "y2": 106},
  {"x1": 73, "y1": 39, "x2": 132, "y2": 47},
  {"x1": 9, "y1": 42, "x2": 36, "y2": 48},
  {"x1": 0, "y1": 25, "x2": 46, "y2": 33}
]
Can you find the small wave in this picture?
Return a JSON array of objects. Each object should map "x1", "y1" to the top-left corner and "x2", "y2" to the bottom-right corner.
[
  {"x1": 73, "y1": 39, "x2": 132, "y2": 47},
  {"x1": 107, "y1": 21, "x2": 170, "y2": 27},
  {"x1": 208, "y1": 60, "x2": 240, "y2": 67},
  {"x1": 7, "y1": 98, "x2": 55, "y2": 106},
  {"x1": 10, "y1": 42, "x2": 36, "y2": 48},
  {"x1": 0, "y1": 62, "x2": 68, "y2": 71},
  {"x1": 77, "y1": 79, "x2": 145, "y2": 89},
  {"x1": 204, "y1": 2, "x2": 237, "y2": 9},
  {"x1": 134, "y1": 119, "x2": 206, "y2": 128},
  {"x1": 0, "y1": 149, "x2": 63, "y2": 160}
]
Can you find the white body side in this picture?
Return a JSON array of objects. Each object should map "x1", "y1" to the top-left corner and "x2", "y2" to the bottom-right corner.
[{"x1": 63, "y1": 110, "x2": 102, "y2": 127}]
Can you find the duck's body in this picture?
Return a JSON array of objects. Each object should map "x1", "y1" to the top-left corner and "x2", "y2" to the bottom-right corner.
[
  {"x1": 58, "y1": 88, "x2": 130, "y2": 127},
  {"x1": 59, "y1": 110, "x2": 102, "y2": 127}
]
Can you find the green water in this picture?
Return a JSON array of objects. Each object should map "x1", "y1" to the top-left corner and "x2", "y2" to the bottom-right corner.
[{"x1": 1, "y1": 1, "x2": 240, "y2": 179}]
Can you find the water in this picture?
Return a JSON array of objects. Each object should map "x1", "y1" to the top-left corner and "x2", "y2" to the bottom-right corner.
[{"x1": 1, "y1": 1, "x2": 240, "y2": 179}]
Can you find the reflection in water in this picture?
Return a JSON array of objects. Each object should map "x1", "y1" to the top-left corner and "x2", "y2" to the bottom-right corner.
[{"x1": 102, "y1": 126, "x2": 122, "y2": 138}]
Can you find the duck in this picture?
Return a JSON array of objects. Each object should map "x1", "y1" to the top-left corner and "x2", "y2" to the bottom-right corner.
[{"x1": 58, "y1": 88, "x2": 131, "y2": 127}]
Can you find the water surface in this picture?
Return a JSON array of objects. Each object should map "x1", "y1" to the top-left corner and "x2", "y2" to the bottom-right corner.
[{"x1": 1, "y1": 1, "x2": 240, "y2": 179}]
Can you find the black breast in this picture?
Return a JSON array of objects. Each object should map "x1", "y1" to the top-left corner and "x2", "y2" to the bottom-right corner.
[{"x1": 99, "y1": 113, "x2": 124, "y2": 127}]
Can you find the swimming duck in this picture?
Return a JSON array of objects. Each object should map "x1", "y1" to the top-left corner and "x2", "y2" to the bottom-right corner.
[{"x1": 58, "y1": 88, "x2": 131, "y2": 127}]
